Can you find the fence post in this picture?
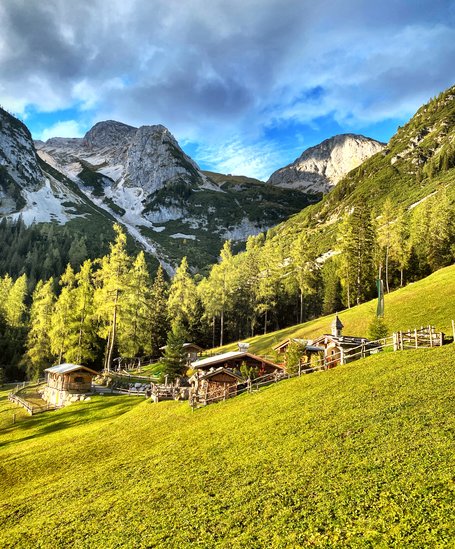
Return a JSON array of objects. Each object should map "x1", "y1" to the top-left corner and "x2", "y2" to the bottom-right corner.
[
  {"x1": 429, "y1": 325, "x2": 433, "y2": 347},
  {"x1": 452, "y1": 320, "x2": 455, "y2": 343},
  {"x1": 414, "y1": 328, "x2": 418, "y2": 349}
]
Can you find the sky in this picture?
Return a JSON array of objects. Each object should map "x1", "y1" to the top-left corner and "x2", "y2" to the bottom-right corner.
[{"x1": 1, "y1": 0, "x2": 454, "y2": 180}]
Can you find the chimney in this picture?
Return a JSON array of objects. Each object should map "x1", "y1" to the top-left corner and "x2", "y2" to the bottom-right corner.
[{"x1": 331, "y1": 314, "x2": 344, "y2": 338}]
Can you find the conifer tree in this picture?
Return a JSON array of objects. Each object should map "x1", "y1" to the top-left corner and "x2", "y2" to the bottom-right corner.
[
  {"x1": 160, "y1": 322, "x2": 187, "y2": 382},
  {"x1": 337, "y1": 204, "x2": 375, "y2": 306},
  {"x1": 290, "y1": 232, "x2": 318, "y2": 323},
  {"x1": 26, "y1": 279, "x2": 56, "y2": 379},
  {"x1": 427, "y1": 191, "x2": 455, "y2": 271},
  {"x1": 389, "y1": 207, "x2": 411, "y2": 286},
  {"x1": 0, "y1": 275, "x2": 13, "y2": 320},
  {"x1": 199, "y1": 241, "x2": 235, "y2": 346},
  {"x1": 67, "y1": 259, "x2": 98, "y2": 365},
  {"x1": 377, "y1": 198, "x2": 395, "y2": 293},
  {"x1": 167, "y1": 257, "x2": 197, "y2": 332},
  {"x1": 5, "y1": 273, "x2": 28, "y2": 329},
  {"x1": 50, "y1": 265, "x2": 76, "y2": 364},
  {"x1": 145, "y1": 265, "x2": 169, "y2": 356},
  {"x1": 118, "y1": 252, "x2": 151, "y2": 357},
  {"x1": 94, "y1": 224, "x2": 131, "y2": 371}
]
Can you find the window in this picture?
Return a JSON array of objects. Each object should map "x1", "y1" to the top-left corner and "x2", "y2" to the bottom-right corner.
[{"x1": 74, "y1": 376, "x2": 84, "y2": 383}]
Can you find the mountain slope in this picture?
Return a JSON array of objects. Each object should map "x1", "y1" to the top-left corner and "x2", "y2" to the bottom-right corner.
[
  {"x1": 267, "y1": 133, "x2": 385, "y2": 193},
  {"x1": 36, "y1": 121, "x2": 319, "y2": 269},
  {"x1": 1, "y1": 345, "x2": 453, "y2": 547},
  {"x1": 214, "y1": 262, "x2": 455, "y2": 355}
]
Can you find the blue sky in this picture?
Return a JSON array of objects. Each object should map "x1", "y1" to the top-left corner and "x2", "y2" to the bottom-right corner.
[{"x1": 1, "y1": 0, "x2": 454, "y2": 180}]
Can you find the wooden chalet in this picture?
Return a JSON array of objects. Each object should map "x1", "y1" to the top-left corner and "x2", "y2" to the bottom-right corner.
[
  {"x1": 191, "y1": 351, "x2": 282, "y2": 376},
  {"x1": 43, "y1": 364, "x2": 98, "y2": 407},
  {"x1": 312, "y1": 315, "x2": 380, "y2": 368},
  {"x1": 189, "y1": 367, "x2": 242, "y2": 405}
]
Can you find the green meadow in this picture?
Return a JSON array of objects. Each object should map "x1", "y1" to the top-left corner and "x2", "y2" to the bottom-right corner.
[{"x1": 1, "y1": 344, "x2": 454, "y2": 548}]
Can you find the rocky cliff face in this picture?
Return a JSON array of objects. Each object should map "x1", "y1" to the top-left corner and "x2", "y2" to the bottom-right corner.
[
  {"x1": 267, "y1": 134, "x2": 385, "y2": 193},
  {"x1": 0, "y1": 108, "x2": 45, "y2": 196}
]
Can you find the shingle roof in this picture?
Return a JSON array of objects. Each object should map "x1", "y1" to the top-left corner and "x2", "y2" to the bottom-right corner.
[
  {"x1": 191, "y1": 351, "x2": 281, "y2": 370},
  {"x1": 44, "y1": 363, "x2": 98, "y2": 375}
]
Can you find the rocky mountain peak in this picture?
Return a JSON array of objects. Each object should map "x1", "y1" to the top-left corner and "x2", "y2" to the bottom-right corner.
[
  {"x1": 268, "y1": 133, "x2": 385, "y2": 193},
  {"x1": 83, "y1": 120, "x2": 137, "y2": 149},
  {"x1": 0, "y1": 107, "x2": 45, "y2": 195}
]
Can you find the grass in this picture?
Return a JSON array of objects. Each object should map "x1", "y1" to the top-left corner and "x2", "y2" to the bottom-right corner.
[
  {"x1": 0, "y1": 345, "x2": 454, "y2": 547},
  {"x1": 213, "y1": 263, "x2": 455, "y2": 355}
]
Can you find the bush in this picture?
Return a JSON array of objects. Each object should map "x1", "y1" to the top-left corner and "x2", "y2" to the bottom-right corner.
[{"x1": 368, "y1": 316, "x2": 389, "y2": 340}]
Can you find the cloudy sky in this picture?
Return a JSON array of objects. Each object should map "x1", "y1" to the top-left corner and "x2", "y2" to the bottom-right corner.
[{"x1": 1, "y1": 0, "x2": 454, "y2": 179}]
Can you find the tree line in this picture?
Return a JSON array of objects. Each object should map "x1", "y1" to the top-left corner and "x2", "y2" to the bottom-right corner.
[{"x1": 0, "y1": 188, "x2": 454, "y2": 384}]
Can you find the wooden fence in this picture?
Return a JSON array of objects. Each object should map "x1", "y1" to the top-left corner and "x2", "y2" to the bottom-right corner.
[
  {"x1": 392, "y1": 326, "x2": 445, "y2": 350},
  {"x1": 191, "y1": 322, "x2": 453, "y2": 410}
]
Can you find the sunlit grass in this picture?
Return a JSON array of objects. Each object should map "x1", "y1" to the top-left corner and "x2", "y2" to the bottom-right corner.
[{"x1": 0, "y1": 346, "x2": 454, "y2": 547}]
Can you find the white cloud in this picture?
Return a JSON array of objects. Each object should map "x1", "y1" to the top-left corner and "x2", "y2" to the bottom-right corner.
[{"x1": 39, "y1": 120, "x2": 85, "y2": 141}]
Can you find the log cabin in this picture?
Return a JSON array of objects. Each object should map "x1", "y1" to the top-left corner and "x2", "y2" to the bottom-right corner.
[{"x1": 43, "y1": 364, "x2": 98, "y2": 407}]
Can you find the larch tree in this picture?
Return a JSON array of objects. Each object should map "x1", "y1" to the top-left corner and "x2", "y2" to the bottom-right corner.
[
  {"x1": 50, "y1": 264, "x2": 76, "y2": 364},
  {"x1": 290, "y1": 231, "x2": 319, "y2": 323},
  {"x1": 160, "y1": 321, "x2": 188, "y2": 382},
  {"x1": 26, "y1": 278, "x2": 56, "y2": 379},
  {"x1": 427, "y1": 190, "x2": 455, "y2": 271},
  {"x1": 389, "y1": 207, "x2": 411, "y2": 287},
  {"x1": 376, "y1": 198, "x2": 395, "y2": 293},
  {"x1": 94, "y1": 224, "x2": 131, "y2": 371},
  {"x1": 199, "y1": 241, "x2": 235, "y2": 346},
  {"x1": 337, "y1": 204, "x2": 375, "y2": 307},
  {"x1": 67, "y1": 259, "x2": 98, "y2": 365},
  {"x1": 118, "y1": 251, "x2": 151, "y2": 358},
  {"x1": 167, "y1": 257, "x2": 197, "y2": 333},
  {"x1": 145, "y1": 265, "x2": 169, "y2": 357},
  {"x1": 4, "y1": 273, "x2": 27, "y2": 328}
]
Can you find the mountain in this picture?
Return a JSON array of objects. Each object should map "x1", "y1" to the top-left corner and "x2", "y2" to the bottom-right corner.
[
  {"x1": 267, "y1": 133, "x2": 385, "y2": 193},
  {"x1": 34, "y1": 121, "x2": 318, "y2": 270}
]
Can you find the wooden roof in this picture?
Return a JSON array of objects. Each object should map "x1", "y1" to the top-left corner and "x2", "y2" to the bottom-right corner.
[
  {"x1": 191, "y1": 351, "x2": 282, "y2": 370},
  {"x1": 45, "y1": 363, "x2": 98, "y2": 376}
]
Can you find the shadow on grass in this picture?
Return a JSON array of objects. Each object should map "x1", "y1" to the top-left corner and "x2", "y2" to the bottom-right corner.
[{"x1": 0, "y1": 395, "x2": 143, "y2": 449}]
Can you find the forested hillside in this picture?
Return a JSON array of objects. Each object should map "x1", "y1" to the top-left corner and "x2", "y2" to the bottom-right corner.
[{"x1": 195, "y1": 86, "x2": 455, "y2": 344}]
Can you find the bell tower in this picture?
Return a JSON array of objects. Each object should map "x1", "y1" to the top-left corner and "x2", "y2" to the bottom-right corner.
[{"x1": 331, "y1": 314, "x2": 344, "y2": 337}]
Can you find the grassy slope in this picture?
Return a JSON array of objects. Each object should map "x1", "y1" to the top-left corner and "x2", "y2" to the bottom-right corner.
[
  {"x1": 0, "y1": 346, "x2": 454, "y2": 547},
  {"x1": 213, "y1": 263, "x2": 455, "y2": 356}
]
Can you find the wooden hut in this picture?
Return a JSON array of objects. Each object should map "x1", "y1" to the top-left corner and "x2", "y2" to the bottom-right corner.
[
  {"x1": 312, "y1": 315, "x2": 380, "y2": 368},
  {"x1": 43, "y1": 364, "x2": 98, "y2": 407},
  {"x1": 191, "y1": 351, "x2": 282, "y2": 376},
  {"x1": 189, "y1": 367, "x2": 242, "y2": 405}
]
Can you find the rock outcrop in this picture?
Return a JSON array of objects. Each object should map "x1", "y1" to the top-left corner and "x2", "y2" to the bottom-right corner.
[{"x1": 268, "y1": 134, "x2": 385, "y2": 193}]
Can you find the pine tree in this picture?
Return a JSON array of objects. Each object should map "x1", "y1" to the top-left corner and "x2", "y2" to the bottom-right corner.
[{"x1": 25, "y1": 279, "x2": 56, "y2": 379}]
